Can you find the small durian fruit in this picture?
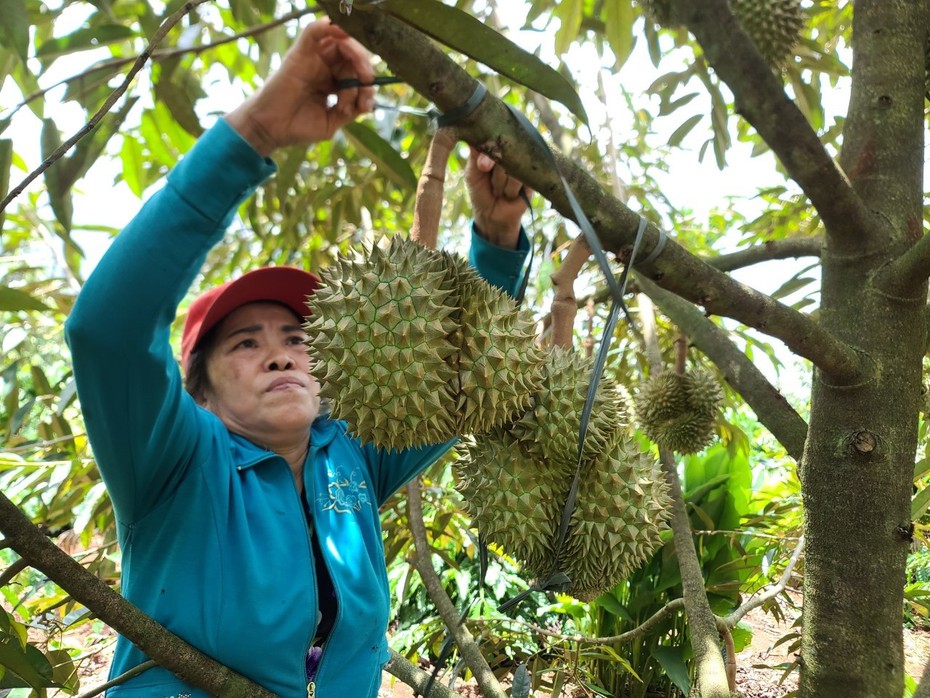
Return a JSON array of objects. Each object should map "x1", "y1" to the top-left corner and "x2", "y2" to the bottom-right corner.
[
  {"x1": 729, "y1": 0, "x2": 805, "y2": 68},
  {"x1": 306, "y1": 237, "x2": 459, "y2": 451},
  {"x1": 446, "y1": 254, "x2": 545, "y2": 436},
  {"x1": 508, "y1": 346, "x2": 627, "y2": 470},
  {"x1": 634, "y1": 369, "x2": 723, "y2": 454},
  {"x1": 456, "y1": 430, "x2": 570, "y2": 578},
  {"x1": 559, "y1": 438, "x2": 672, "y2": 601}
]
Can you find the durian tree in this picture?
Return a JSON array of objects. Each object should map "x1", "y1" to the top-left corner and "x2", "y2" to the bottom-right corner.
[{"x1": 1, "y1": 0, "x2": 929, "y2": 697}]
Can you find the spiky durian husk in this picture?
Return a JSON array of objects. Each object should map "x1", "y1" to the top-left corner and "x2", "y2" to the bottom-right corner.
[
  {"x1": 559, "y1": 439, "x2": 672, "y2": 600},
  {"x1": 456, "y1": 430, "x2": 569, "y2": 576},
  {"x1": 305, "y1": 237, "x2": 459, "y2": 450},
  {"x1": 508, "y1": 346, "x2": 627, "y2": 470},
  {"x1": 634, "y1": 369, "x2": 722, "y2": 454},
  {"x1": 445, "y1": 254, "x2": 545, "y2": 435},
  {"x1": 307, "y1": 237, "x2": 542, "y2": 450},
  {"x1": 730, "y1": 0, "x2": 805, "y2": 68}
]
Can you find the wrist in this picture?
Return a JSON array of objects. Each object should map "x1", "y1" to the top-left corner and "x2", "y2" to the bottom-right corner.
[
  {"x1": 225, "y1": 104, "x2": 277, "y2": 158},
  {"x1": 474, "y1": 217, "x2": 521, "y2": 249}
]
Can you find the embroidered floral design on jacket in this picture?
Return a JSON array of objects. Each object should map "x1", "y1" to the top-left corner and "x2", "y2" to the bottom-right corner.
[{"x1": 318, "y1": 468, "x2": 370, "y2": 513}]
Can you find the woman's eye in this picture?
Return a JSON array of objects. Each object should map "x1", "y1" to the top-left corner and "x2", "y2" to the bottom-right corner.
[
  {"x1": 287, "y1": 335, "x2": 307, "y2": 345},
  {"x1": 234, "y1": 338, "x2": 257, "y2": 350}
]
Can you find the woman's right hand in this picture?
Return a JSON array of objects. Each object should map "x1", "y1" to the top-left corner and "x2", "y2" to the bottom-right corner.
[{"x1": 225, "y1": 20, "x2": 375, "y2": 157}]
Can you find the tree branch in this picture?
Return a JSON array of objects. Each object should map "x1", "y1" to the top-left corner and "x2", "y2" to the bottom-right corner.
[
  {"x1": 405, "y1": 479, "x2": 507, "y2": 698},
  {"x1": 671, "y1": 0, "x2": 873, "y2": 242},
  {"x1": 636, "y1": 274, "x2": 809, "y2": 461},
  {"x1": 76, "y1": 660, "x2": 157, "y2": 698},
  {"x1": 875, "y1": 231, "x2": 930, "y2": 299},
  {"x1": 721, "y1": 536, "x2": 805, "y2": 629},
  {"x1": 465, "y1": 598, "x2": 686, "y2": 645},
  {"x1": 708, "y1": 236, "x2": 822, "y2": 273},
  {"x1": 320, "y1": 1, "x2": 867, "y2": 386},
  {"x1": 3, "y1": 7, "x2": 319, "y2": 121},
  {"x1": 0, "y1": 556, "x2": 28, "y2": 588},
  {"x1": 0, "y1": 0, "x2": 214, "y2": 214},
  {"x1": 385, "y1": 649, "x2": 462, "y2": 698},
  {"x1": 0, "y1": 493, "x2": 275, "y2": 697}
]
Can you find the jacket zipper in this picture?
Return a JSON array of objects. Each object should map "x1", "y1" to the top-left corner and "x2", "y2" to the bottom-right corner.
[
  {"x1": 302, "y1": 447, "x2": 342, "y2": 697},
  {"x1": 291, "y1": 448, "x2": 319, "y2": 698}
]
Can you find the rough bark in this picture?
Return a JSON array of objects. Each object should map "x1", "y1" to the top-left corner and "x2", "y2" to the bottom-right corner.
[{"x1": 796, "y1": 2, "x2": 928, "y2": 695}]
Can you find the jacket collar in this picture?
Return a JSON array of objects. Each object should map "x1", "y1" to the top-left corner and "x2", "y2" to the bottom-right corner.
[{"x1": 230, "y1": 417, "x2": 343, "y2": 471}]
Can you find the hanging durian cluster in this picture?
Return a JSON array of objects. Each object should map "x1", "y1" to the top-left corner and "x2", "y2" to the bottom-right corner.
[
  {"x1": 634, "y1": 368, "x2": 723, "y2": 454},
  {"x1": 305, "y1": 236, "x2": 543, "y2": 451},
  {"x1": 456, "y1": 348, "x2": 672, "y2": 600},
  {"x1": 640, "y1": 0, "x2": 805, "y2": 68},
  {"x1": 306, "y1": 237, "x2": 675, "y2": 600}
]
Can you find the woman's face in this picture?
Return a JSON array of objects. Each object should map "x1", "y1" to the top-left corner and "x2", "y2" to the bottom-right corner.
[{"x1": 201, "y1": 302, "x2": 320, "y2": 442}]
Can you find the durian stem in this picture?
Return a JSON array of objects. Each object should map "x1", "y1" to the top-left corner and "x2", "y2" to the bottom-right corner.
[
  {"x1": 550, "y1": 236, "x2": 591, "y2": 348},
  {"x1": 583, "y1": 298, "x2": 595, "y2": 358},
  {"x1": 404, "y1": 479, "x2": 508, "y2": 698},
  {"x1": 674, "y1": 332, "x2": 688, "y2": 375},
  {"x1": 411, "y1": 127, "x2": 457, "y2": 250}
]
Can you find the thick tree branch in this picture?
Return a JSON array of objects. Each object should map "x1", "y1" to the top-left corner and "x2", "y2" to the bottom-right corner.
[
  {"x1": 405, "y1": 480, "x2": 507, "y2": 698},
  {"x1": 320, "y1": 1, "x2": 866, "y2": 386},
  {"x1": 0, "y1": 493, "x2": 275, "y2": 697},
  {"x1": 875, "y1": 231, "x2": 930, "y2": 299},
  {"x1": 636, "y1": 275, "x2": 809, "y2": 461},
  {"x1": 670, "y1": 0, "x2": 872, "y2": 241}
]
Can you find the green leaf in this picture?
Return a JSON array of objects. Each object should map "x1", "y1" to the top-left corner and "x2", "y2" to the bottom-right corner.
[
  {"x1": 0, "y1": 637, "x2": 55, "y2": 690},
  {"x1": 512, "y1": 664, "x2": 531, "y2": 698},
  {"x1": 0, "y1": 0, "x2": 28, "y2": 63},
  {"x1": 603, "y1": 0, "x2": 635, "y2": 68},
  {"x1": 41, "y1": 118, "x2": 73, "y2": 230},
  {"x1": 36, "y1": 24, "x2": 135, "y2": 59},
  {"x1": 343, "y1": 121, "x2": 417, "y2": 191},
  {"x1": 554, "y1": 0, "x2": 583, "y2": 57},
  {"x1": 731, "y1": 621, "x2": 754, "y2": 653},
  {"x1": 593, "y1": 593, "x2": 632, "y2": 621},
  {"x1": 651, "y1": 645, "x2": 690, "y2": 695},
  {"x1": 380, "y1": 0, "x2": 589, "y2": 126},
  {"x1": 914, "y1": 457, "x2": 930, "y2": 481},
  {"x1": 119, "y1": 134, "x2": 146, "y2": 197},
  {"x1": 667, "y1": 113, "x2": 702, "y2": 147},
  {"x1": 912, "y1": 485, "x2": 930, "y2": 520}
]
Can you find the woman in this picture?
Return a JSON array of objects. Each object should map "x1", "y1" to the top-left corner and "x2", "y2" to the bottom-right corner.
[{"x1": 65, "y1": 19, "x2": 530, "y2": 698}]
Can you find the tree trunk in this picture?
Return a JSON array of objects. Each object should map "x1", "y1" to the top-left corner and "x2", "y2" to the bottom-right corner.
[{"x1": 799, "y1": 2, "x2": 927, "y2": 695}]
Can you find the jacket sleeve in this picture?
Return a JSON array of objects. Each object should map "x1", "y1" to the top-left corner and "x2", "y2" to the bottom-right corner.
[
  {"x1": 368, "y1": 226, "x2": 531, "y2": 501},
  {"x1": 65, "y1": 120, "x2": 276, "y2": 523}
]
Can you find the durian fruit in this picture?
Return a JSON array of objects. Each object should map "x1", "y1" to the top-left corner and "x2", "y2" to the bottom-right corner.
[
  {"x1": 508, "y1": 345, "x2": 628, "y2": 469},
  {"x1": 634, "y1": 369, "x2": 723, "y2": 454},
  {"x1": 444, "y1": 253, "x2": 543, "y2": 436},
  {"x1": 306, "y1": 238, "x2": 459, "y2": 450},
  {"x1": 557, "y1": 439, "x2": 673, "y2": 600},
  {"x1": 306, "y1": 237, "x2": 544, "y2": 450},
  {"x1": 729, "y1": 0, "x2": 805, "y2": 68},
  {"x1": 640, "y1": 0, "x2": 805, "y2": 69},
  {"x1": 457, "y1": 430, "x2": 672, "y2": 600},
  {"x1": 456, "y1": 430, "x2": 569, "y2": 577}
]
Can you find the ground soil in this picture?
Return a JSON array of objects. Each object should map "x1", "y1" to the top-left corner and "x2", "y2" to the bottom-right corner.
[{"x1": 40, "y1": 591, "x2": 930, "y2": 698}]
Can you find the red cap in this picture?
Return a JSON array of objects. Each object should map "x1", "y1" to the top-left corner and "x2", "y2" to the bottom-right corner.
[{"x1": 180, "y1": 266, "x2": 320, "y2": 373}]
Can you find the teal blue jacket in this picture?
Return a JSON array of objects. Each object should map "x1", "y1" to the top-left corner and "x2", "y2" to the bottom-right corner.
[{"x1": 65, "y1": 120, "x2": 529, "y2": 698}]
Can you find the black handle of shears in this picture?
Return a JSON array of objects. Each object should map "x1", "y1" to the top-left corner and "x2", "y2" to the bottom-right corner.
[{"x1": 334, "y1": 76, "x2": 404, "y2": 90}]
